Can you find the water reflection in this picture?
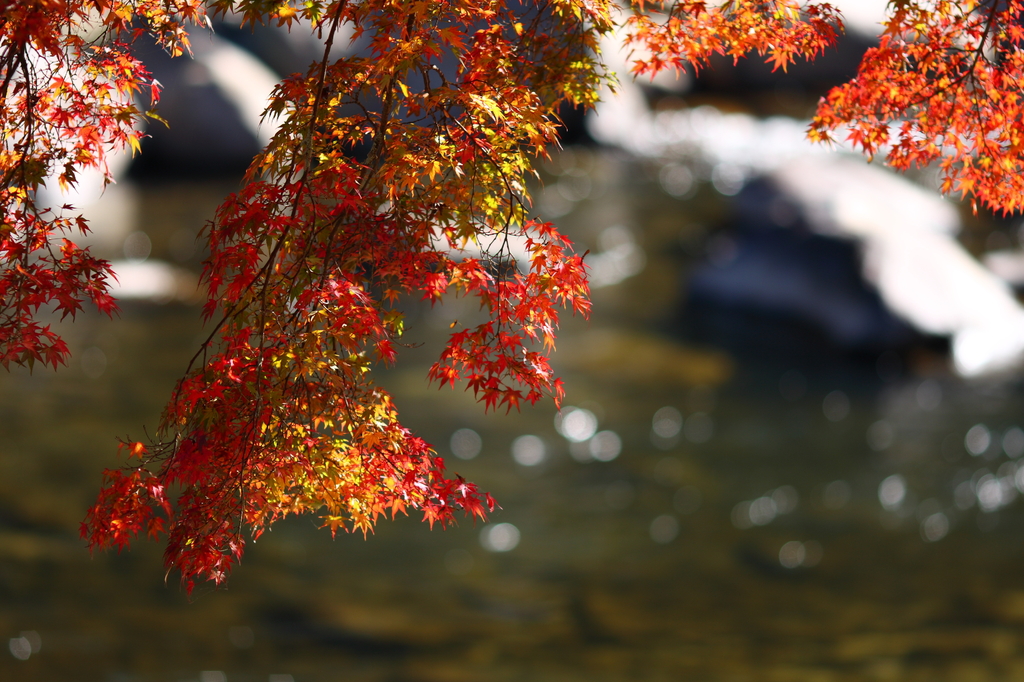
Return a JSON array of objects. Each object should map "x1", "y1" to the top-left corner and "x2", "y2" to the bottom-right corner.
[
  {"x1": 443, "y1": 549, "x2": 474, "y2": 575},
  {"x1": 604, "y1": 480, "x2": 635, "y2": 511},
  {"x1": 778, "y1": 369, "x2": 807, "y2": 402},
  {"x1": 866, "y1": 420, "x2": 895, "y2": 451},
  {"x1": 79, "y1": 346, "x2": 107, "y2": 380},
  {"x1": 673, "y1": 485, "x2": 702, "y2": 515},
  {"x1": 11, "y1": 149, "x2": 1024, "y2": 681},
  {"x1": 199, "y1": 671, "x2": 227, "y2": 682},
  {"x1": 822, "y1": 390, "x2": 851, "y2": 422},
  {"x1": 682, "y1": 411, "x2": 714, "y2": 443},
  {"x1": 659, "y1": 163, "x2": 695, "y2": 199},
  {"x1": 587, "y1": 225, "x2": 646, "y2": 288},
  {"x1": 227, "y1": 626, "x2": 254, "y2": 649}
]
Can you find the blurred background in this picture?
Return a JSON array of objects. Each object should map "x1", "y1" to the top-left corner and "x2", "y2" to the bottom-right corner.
[{"x1": 9, "y1": 3, "x2": 1024, "y2": 681}]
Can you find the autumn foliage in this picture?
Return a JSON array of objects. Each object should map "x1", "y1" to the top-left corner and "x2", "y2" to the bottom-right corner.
[
  {"x1": 0, "y1": 0, "x2": 1019, "y2": 588},
  {"x1": 82, "y1": 0, "x2": 601, "y2": 590},
  {"x1": 810, "y1": 0, "x2": 1024, "y2": 214}
]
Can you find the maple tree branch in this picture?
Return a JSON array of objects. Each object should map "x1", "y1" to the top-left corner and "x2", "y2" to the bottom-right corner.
[{"x1": 902, "y1": 0, "x2": 1002, "y2": 109}]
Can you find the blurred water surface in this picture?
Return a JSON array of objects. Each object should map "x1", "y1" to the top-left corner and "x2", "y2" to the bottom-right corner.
[{"x1": 5, "y1": 152, "x2": 1024, "y2": 682}]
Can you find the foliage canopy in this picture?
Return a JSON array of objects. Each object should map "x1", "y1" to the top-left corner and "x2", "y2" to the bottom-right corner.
[{"x1": 0, "y1": 0, "x2": 1021, "y2": 589}]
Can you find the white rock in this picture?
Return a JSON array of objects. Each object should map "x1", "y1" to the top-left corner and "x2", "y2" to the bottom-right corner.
[{"x1": 108, "y1": 260, "x2": 199, "y2": 303}]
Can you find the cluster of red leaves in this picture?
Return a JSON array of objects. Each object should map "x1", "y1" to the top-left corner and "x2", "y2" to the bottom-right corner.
[
  {"x1": 811, "y1": 0, "x2": 1024, "y2": 214},
  {"x1": 429, "y1": 221, "x2": 590, "y2": 412},
  {"x1": 626, "y1": 1, "x2": 843, "y2": 76},
  {"x1": 0, "y1": 0, "x2": 207, "y2": 369},
  {"x1": 82, "y1": 0, "x2": 605, "y2": 590}
]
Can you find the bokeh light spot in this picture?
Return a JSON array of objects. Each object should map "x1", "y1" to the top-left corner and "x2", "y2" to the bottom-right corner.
[
  {"x1": 556, "y1": 407, "x2": 598, "y2": 443},
  {"x1": 589, "y1": 430, "x2": 622, "y2": 462},
  {"x1": 450, "y1": 428, "x2": 482, "y2": 460},
  {"x1": 660, "y1": 163, "x2": 695, "y2": 198},
  {"x1": 921, "y1": 512, "x2": 949, "y2": 542},
  {"x1": 878, "y1": 474, "x2": 907, "y2": 511},
  {"x1": 511, "y1": 435, "x2": 546, "y2": 466},
  {"x1": 823, "y1": 390, "x2": 850, "y2": 422},
  {"x1": 652, "y1": 406, "x2": 683, "y2": 438},
  {"x1": 779, "y1": 541, "x2": 806, "y2": 568},
  {"x1": 955, "y1": 480, "x2": 976, "y2": 510},
  {"x1": 731, "y1": 501, "x2": 753, "y2": 529},
  {"x1": 123, "y1": 230, "x2": 152, "y2": 262},
  {"x1": 965, "y1": 424, "x2": 992, "y2": 457},
  {"x1": 748, "y1": 496, "x2": 777, "y2": 526},
  {"x1": 1003, "y1": 427, "x2": 1024, "y2": 458},
  {"x1": 8, "y1": 637, "x2": 30, "y2": 661},
  {"x1": 771, "y1": 485, "x2": 799, "y2": 514},
  {"x1": 481, "y1": 523, "x2": 520, "y2": 552},
  {"x1": 650, "y1": 515, "x2": 679, "y2": 543}
]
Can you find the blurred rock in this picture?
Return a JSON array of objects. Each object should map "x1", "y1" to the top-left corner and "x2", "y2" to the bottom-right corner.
[
  {"x1": 689, "y1": 156, "x2": 1024, "y2": 377},
  {"x1": 767, "y1": 155, "x2": 1024, "y2": 377},
  {"x1": 129, "y1": 27, "x2": 281, "y2": 178},
  {"x1": 108, "y1": 260, "x2": 200, "y2": 303},
  {"x1": 688, "y1": 218, "x2": 920, "y2": 352},
  {"x1": 983, "y1": 249, "x2": 1024, "y2": 288}
]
